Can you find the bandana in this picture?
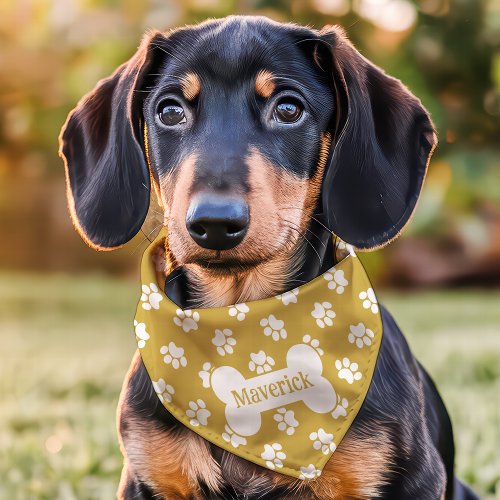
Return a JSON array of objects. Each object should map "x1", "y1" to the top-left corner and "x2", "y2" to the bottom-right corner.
[{"x1": 134, "y1": 228, "x2": 382, "y2": 480}]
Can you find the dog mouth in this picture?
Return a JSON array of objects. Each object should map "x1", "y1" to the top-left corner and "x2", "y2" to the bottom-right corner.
[{"x1": 192, "y1": 257, "x2": 265, "y2": 273}]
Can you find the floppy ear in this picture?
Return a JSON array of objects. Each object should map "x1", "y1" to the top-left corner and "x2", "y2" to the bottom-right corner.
[
  {"x1": 59, "y1": 31, "x2": 166, "y2": 250},
  {"x1": 318, "y1": 27, "x2": 437, "y2": 250}
]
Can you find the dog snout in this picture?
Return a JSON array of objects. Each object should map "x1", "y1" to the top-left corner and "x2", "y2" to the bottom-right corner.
[{"x1": 186, "y1": 194, "x2": 249, "y2": 250}]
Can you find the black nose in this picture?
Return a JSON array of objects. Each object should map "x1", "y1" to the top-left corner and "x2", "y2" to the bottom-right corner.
[{"x1": 186, "y1": 194, "x2": 249, "y2": 250}]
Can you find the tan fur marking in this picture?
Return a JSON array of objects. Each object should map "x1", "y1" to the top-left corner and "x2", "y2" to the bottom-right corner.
[
  {"x1": 271, "y1": 427, "x2": 393, "y2": 499},
  {"x1": 117, "y1": 353, "x2": 222, "y2": 499},
  {"x1": 161, "y1": 154, "x2": 197, "y2": 274},
  {"x1": 162, "y1": 143, "x2": 331, "y2": 308},
  {"x1": 116, "y1": 353, "x2": 142, "y2": 499},
  {"x1": 140, "y1": 426, "x2": 221, "y2": 498},
  {"x1": 314, "y1": 429, "x2": 393, "y2": 499},
  {"x1": 300, "y1": 131, "x2": 331, "y2": 230},
  {"x1": 184, "y1": 147, "x2": 313, "y2": 307},
  {"x1": 180, "y1": 72, "x2": 201, "y2": 101},
  {"x1": 144, "y1": 125, "x2": 165, "y2": 210},
  {"x1": 255, "y1": 70, "x2": 275, "y2": 98}
]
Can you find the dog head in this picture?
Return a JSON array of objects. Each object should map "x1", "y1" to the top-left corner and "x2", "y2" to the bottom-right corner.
[{"x1": 60, "y1": 16, "x2": 436, "y2": 275}]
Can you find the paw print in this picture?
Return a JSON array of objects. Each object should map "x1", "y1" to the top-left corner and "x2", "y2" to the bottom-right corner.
[
  {"x1": 273, "y1": 408, "x2": 299, "y2": 435},
  {"x1": 141, "y1": 283, "x2": 163, "y2": 310},
  {"x1": 228, "y1": 303, "x2": 249, "y2": 321},
  {"x1": 335, "y1": 357, "x2": 362, "y2": 384},
  {"x1": 261, "y1": 443, "x2": 286, "y2": 470},
  {"x1": 331, "y1": 395, "x2": 348, "y2": 419},
  {"x1": 323, "y1": 268, "x2": 348, "y2": 294},
  {"x1": 222, "y1": 425, "x2": 247, "y2": 448},
  {"x1": 260, "y1": 315, "x2": 287, "y2": 341},
  {"x1": 302, "y1": 334, "x2": 324, "y2": 355},
  {"x1": 309, "y1": 428, "x2": 336, "y2": 455},
  {"x1": 359, "y1": 288, "x2": 379, "y2": 314},
  {"x1": 185, "y1": 399, "x2": 211, "y2": 426},
  {"x1": 173, "y1": 308, "x2": 200, "y2": 332},
  {"x1": 198, "y1": 362, "x2": 213, "y2": 388},
  {"x1": 152, "y1": 378, "x2": 175, "y2": 404},
  {"x1": 248, "y1": 351, "x2": 275, "y2": 374},
  {"x1": 133, "y1": 320, "x2": 150, "y2": 348},
  {"x1": 212, "y1": 329, "x2": 236, "y2": 356},
  {"x1": 348, "y1": 322, "x2": 375, "y2": 348},
  {"x1": 311, "y1": 302, "x2": 336, "y2": 328},
  {"x1": 276, "y1": 288, "x2": 299, "y2": 305},
  {"x1": 160, "y1": 341, "x2": 187, "y2": 369},
  {"x1": 337, "y1": 240, "x2": 356, "y2": 257},
  {"x1": 299, "y1": 464, "x2": 321, "y2": 480}
]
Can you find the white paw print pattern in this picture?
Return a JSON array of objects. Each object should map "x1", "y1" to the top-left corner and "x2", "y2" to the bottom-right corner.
[
  {"x1": 302, "y1": 334, "x2": 324, "y2": 355},
  {"x1": 160, "y1": 341, "x2": 187, "y2": 369},
  {"x1": 152, "y1": 378, "x2": 175, "y2": 404},
  {"x1": 185, "y1": 399, "x2": 211, "y2": 426},
  {"x1": 212, "y1": 329, "x2": 236, "y2": 356},
  {"x1": 222, "y1": 425, "x2": 247, "y2": 448},
  {"x1": 311, "y1": 302, "x2": 336, "y2": 328},
  {"x1": 198, "y1": 362, "x2": 213, "y2": 388},
  {"x1": 141, "y1": 283, "x2": 163, "y2": 310},
  {"x1": 248, "y1": 351, "x2": 275, "y2": 374},
  {"x1": 273, "y1": 408, "x2": 299, "y2": 435},
  {"x1": 275, "y1": 288, "x2": 299, "y2": 305},
  {"x1": 133, "y1": 320, "x2": 150, "y2": 348},
  {"x1": 348, "y1": 322, "x2": 375, "y2": 348},
  {"x1": 323, "y1": 268, "x2": 348, "y2": 294},
  {"x1": 260, "y1": 315, "x2": 287, "y2": 341},
  {"x1": 228, "y1": 303, "x2": 249, "y2": 321},
  {"x1": 335, "y1": 357, "x2": 362, "y2": 384},
  {"x1": 261, "y1": 443, "x2": 286, "y2": 470},
  {"x1": 309, "y1": 428, "x2": 336, "y2": 455},
  {"x1": 359, "y1": 288, "x2": 379, "y2": 314},
  {"x1": 331, "y1": 395, "x2": 349, "y2": 419},
  {"x1": 299, "y1": 464, "x2": 321, "y2": 480},
  {"x1": 173, "y1": 308, "x2": 200, "y2": 332},
  {"x1": 337, "y1": 240, "x2": 356, "y2": 257}
]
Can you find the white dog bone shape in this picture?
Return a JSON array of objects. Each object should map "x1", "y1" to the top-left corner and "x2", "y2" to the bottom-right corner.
[{"x1": 210, "y1": 344, "x2": 337, "y2": 437}]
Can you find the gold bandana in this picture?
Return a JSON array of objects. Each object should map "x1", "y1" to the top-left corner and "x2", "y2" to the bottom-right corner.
[{"x1": 134, "y1": 229, "x2": 382, "y2": 480}]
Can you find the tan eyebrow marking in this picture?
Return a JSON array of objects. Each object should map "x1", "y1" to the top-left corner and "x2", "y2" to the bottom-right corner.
[
  {"x1": 180, "y1": 72, "x2": 201, "y2": 101},
  {"x1": 255, "y1": 70, "x2": 275, "y2": 98}
]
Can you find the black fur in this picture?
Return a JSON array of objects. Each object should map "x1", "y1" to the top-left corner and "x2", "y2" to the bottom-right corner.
[
  {"x1": 60, "y1": 15, "x2": 478, "y2": 500},
  {"x1": 317, "y1": 34, "x2": 436, "y2": 248},
  {"x1": 60, "y1": 16, "x2": 434, "y2": 251},
  {"x1": 121, "y1": 302, "x2": 476, "y2": 499}
]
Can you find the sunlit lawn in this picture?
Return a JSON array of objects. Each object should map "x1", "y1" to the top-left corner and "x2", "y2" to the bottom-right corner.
[{"x1": 0, "y1": 273, "x2": 499, "y2": 499}]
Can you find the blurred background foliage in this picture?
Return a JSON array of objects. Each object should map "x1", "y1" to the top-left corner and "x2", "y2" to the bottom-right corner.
[
  {"x1": 1, "y1": 1, "x2": 500, "y2": 499},
  {"x1": 0, "y1": 0, "x2": 499, "y2": 285}
]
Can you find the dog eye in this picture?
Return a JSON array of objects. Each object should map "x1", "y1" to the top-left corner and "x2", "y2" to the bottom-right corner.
[
  {"x1": 158, "y1": 100, "x2": 186, "y2": 126},
  {"x1": 273, "y1": 98, "x2": 303, "y2": 123}
]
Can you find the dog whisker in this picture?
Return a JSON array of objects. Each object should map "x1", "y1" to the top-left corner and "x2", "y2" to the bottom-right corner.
[
  {"x1": 278, "y1": 216, "x2": 322, "y2": 269},
  {"x1": 130, "y1": 224, "x2": 163, "y2": 255},
  {"x1": 278, "y1": 206, "x2": 334, "y2": 235},
  {"x1": 277, "y1": 207, "x2": 330, "y2": 247},
  {"x1": 151, "y1": 43, "x2": 188, "y2": 66}
]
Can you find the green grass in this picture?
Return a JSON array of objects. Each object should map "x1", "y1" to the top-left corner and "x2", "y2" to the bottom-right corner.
[{"x1": 0, "y1": 273, "x2": 499, "y2": 499}]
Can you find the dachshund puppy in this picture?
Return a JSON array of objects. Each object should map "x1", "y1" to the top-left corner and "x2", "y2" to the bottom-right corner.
[{"x1": 59, "y1": 16, "x2": 478, "y2": 500}]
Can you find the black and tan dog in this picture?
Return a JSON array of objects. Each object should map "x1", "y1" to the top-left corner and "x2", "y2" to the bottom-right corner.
[{"x1": 59, "y1": 15, "x2": 478, "y2": 500}]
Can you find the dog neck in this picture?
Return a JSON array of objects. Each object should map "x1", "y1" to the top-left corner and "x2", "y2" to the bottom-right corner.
[
  {"x1": 185, "y1": 251, "x2": 301, "y2": 308},
  {"x1": 164, "y1": 221, "x2": 334, "y2": 309}
]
